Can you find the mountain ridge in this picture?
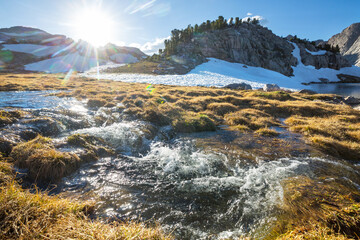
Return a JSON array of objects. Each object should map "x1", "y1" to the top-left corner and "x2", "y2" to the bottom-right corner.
[
  {"x1": 328, "y1": 22, "x2": 360, "y2": 67},
  {"x1": 0, "y1": 26, "x2": 147, "y2": 73}
]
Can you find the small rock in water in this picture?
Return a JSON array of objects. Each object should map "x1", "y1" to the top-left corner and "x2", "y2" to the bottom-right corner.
[
  {"x1": 298, "y1": 89, "x2": 317, "y2": 95},
  {"x1": 23, "y1": 118, "x2": 62, "y2": 137},
  {"x1": 318, "y1": 78, "x2": 329, "y2": 83},
  {"x1": 263, "y1": 84, "x2": 280, "y2": 92},
  {"x1": 224, "y1": 83, "x2": 252, "y2": 90}
]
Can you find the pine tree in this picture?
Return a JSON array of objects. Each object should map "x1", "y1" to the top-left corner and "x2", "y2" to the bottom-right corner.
[
  {"x1": 229, "y1": 17, "x2": 234, "y2": 26},
  {"x1": 235, "y1": 17, "x2": 240, "y2": 27}
]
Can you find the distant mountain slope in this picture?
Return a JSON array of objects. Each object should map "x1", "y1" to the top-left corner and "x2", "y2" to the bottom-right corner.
[
  {"x1": 328, "y1": 23, "x2": 360, "y2": 67},
  {"x1": 0, "y1": 26, "x2": 147, "y2": 73}
]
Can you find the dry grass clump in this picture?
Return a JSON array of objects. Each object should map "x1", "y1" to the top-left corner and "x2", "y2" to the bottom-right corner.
[
  {"x1": 0, "y1": 160, "x2": 14, "y2": 185},
  {"x1": 206, "y1": 102, "x2": 238, "y2": 116},
  {"x1": 10, "y1": 136, "x2": 81, "y2": 182},
  {"x1": 87, "y1": 98, "x2": 108, "y2": 108},
  {"x1": 267, "y1": 176, "x2": 360, "y2": 239},
  {"x1": 0, "y1": 176, "x2": 170, "y2": 240},
  {"x1": 225, "y1": 108, "x2": 279, "y2": 130},
  {"x1": 255, "y1": 127, "x2": 280, "y2": 137},
  {"x1": 0, "y1": 110, "x2": 23, "y2": 126},
  {"x1": 172, "y1": 114, "x2": 216, "y2": 133},
  {"x1": 247, "y1": 91, "x2": 293, "y2": 101},
  {"x1": 285, "y1": 115, "x2": 360, "y2": 161}
]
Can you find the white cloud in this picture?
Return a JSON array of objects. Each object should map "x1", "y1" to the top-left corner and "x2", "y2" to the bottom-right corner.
[
  {"x1": 129, "y1": 0, "x2": 156, "y2": 14},
  {"x1": 247, "y1": 12, "x2": 253, "y2": 16},
  {"x1": 125, "y1": 0, "x2": 170, "y2": 17},
  {"x1": 242, "y1": 15, "x2": 268, "y2": 25},
  {"x1": 130, "y1": 36, "x2": 170, "y2": 55}
]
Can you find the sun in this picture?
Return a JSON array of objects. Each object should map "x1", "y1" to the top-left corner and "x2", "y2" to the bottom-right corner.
[{"x1": 73, "y1": 7, "x2": 115, "y2": 46}]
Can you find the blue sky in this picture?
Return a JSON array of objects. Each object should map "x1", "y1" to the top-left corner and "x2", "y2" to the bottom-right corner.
[{"x1": 0, "y1": 0, "x2": 359, "y2": 53}]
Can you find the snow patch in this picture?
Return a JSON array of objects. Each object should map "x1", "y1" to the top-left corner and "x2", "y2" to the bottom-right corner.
[
  {"x1": 25, "y1": 53, "x2": 106, "y2": 73},
  {"x1": 2, "y1": 44, "x2": 68, "y2": 57},
  {"x1": 305, "y1": 48, "x2": 327, "y2": 56}
]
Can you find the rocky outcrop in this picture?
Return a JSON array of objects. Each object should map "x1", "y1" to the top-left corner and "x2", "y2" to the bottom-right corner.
[
  {"x1": 337, "y1": 74, "x2": 360, "y2": 83},
  {"x1": 328, "y1": 23, "x2": 360, "y2": 67},
  {"x1": 174, "y1": 24, "x2": 298, "y2": 76},
  {"x1": 263, "y1": 84, "x2": 280, "y2": 92},
  {"x1": 297, "y1": 43, "x2": 351, "y2": 70}
]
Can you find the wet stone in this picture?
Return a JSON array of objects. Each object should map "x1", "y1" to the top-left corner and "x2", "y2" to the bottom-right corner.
[{"x1": 23, "y1": 118, "x2": 63, "y2": 136}]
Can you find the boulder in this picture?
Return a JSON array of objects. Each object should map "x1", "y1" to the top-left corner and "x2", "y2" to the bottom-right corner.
[
  {"x1": 263, "y1": 84, "x2": 280, "y2": 92},
  {"x1": 344, "y1": 96, "x2": 360, "y2": 105},
  {"x1": 298, "y1": 89, "x2": 317, "y2": 95},
  {"x1": 23, "y1": 118, "x2": 63, "y2": 136},
  {"x1": 224, "y1": 83, "x2": 252, "y2": 90}
]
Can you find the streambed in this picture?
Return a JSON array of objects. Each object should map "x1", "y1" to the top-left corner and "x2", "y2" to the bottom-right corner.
[{"x1": 1, "y1": 91, "x2": 360, "y2": 239}]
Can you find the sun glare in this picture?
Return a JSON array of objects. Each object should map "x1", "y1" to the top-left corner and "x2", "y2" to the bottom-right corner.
[{"x1": 73, "y1": 7, "x2": 115, "y2": 46}]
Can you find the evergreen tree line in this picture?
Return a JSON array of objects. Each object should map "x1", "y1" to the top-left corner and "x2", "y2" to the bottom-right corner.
[
  {"x1": 290, "y1": 35, "x2": 340, "y2": 53},
  {"x1": 162, "y1": 16, "x2": 260, "y2": 56}
]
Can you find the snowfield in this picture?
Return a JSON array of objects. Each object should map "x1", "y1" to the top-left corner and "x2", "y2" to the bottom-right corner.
[
  {"x1": 25, "y1": 53, "x2": 105, "y2": 73},
  {"x1": 81, "y1": 44, "x2": 360, "y2": 91},
  {"x1": 7, "y1": 40, "x2": 358, "y2": 91}
]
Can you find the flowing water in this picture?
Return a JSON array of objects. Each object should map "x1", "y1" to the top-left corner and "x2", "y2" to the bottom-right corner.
[{"x1": 1, "y1": 91, "x2": 360, "y2": 239}]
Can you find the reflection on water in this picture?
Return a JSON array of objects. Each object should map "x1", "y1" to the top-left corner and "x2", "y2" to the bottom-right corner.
[
  {"x1": 310, "y1": 83, "x2": 360, "y2": 97},
  {"x1": 0, "y1": 90, "x2": 88, "y2": 113}
]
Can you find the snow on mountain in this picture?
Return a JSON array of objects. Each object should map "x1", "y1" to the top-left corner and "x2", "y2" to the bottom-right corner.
[
  {"x1": 82, "y1": 43, "x2": 360, "y2": 91},
  {"x1": 0, "y1": 31, "x2": 44, "y2": 37},
  {"x1": 2, "y1": 44, "x2": 69, "y2": 57},
  {"x1": 25, "y1": 53, "x2": 106, "y2": 73},
  {"x1": 305, "y1": 49, "x2": 327, "y2": 56}
]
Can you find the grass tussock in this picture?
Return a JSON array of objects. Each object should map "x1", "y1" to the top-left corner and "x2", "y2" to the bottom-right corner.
[
  {"x1": 266, "y1": 176, "x2": 360, "y2": 239},
  {"x1": 285, "y1": 115, "x2": 360, "y2": 161},
  {"x1": 10, "y1": 136, "x2": 81, "y2": 182},
  {"x1": 255, "y1": 127, "x2": 280, "y2": 137},
  {"x1": 0, "y1": 175, "x2": 170, "y2": 240},
  {"x1": 0, "y1": 110, "x2": 23, "y2": 126}
]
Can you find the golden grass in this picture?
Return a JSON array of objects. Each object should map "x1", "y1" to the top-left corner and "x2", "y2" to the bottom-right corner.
[
  {"x1": 0, "y1": 168, "x2": 170, "y2": 240},
  {"x1": 255, "y1": 127, "x2": 280, "y2": 137},
  {"x1": 10, "y1": 136, "x2": 81, "y2": 182},
  {"x1": 1, "y1": 73, "x2": 360, "y2": 239},
  {"x1": 265, "y1": 176, "x2": 360, "y2": 239},
  {"x1": 1, "y1": 73, "x2": 360, "y2": 161},
  {"x1": 104, "y1": 61, "x2": 159, "y2": 75},
  {"x1": 0, "y1": 109, "x2": 24, "y2": 126},
  {"x1": 285, "y1": 115, "x2": 360, "y2": 161}
]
